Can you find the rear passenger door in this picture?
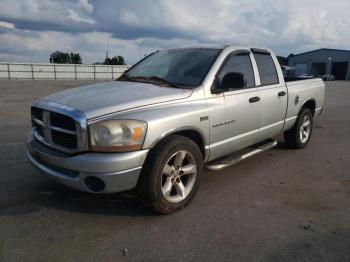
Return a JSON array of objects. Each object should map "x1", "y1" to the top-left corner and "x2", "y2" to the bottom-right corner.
[{"x1": 252, "y1": 50, "x2": 288, "y2": 140}]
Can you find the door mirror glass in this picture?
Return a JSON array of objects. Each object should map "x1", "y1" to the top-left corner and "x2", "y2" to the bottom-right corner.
[{"x1": 220, "y1": 72, "x2": 247, "y2": 90}]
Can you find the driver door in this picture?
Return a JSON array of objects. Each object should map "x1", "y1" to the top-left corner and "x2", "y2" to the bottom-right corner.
[{"x1": 208, "y1": 51, "x2": 261, "y2": 161}]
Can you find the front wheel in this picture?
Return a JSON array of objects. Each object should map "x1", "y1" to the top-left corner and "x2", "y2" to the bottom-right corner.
[
  {"x1": 284, "y1": 108, "x2": 313, "y2": 149},
  {"x1": 137, "y1": 135, "x2": 203, "y2": 214}
]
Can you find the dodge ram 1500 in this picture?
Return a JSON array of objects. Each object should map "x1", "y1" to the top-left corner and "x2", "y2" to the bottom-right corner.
[{"x1": 27, "y1": 45, "x2": 325, "y2": 214}]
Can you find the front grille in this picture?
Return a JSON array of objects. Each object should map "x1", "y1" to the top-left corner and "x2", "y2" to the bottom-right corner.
[
  {"x1": 50, "y1": 112, "x2": 76, "y2": 131},
  {"x1": 51, "y1": 130, "x2": 77, "y2": 149},
  {"x1": 33, "y1": 121, "x2": 44, "y2": 137},
  {"x1": 31, "y1": 107, "x2": 43, "y2": 121},
  {"x1": 31, "y1": 106, "x2": 80, "y2": 153}
]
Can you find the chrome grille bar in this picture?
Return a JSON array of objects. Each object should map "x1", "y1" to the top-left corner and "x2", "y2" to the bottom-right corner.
[
  {"x1": 48, "y1": 125, "x2": 77, "y2": 135},
  {"x1": 42, "y1": 110, "x2": 52, "y2": 144},
  {"x1": 32, "y1": 118, "x2": 44, "y2": 126}
]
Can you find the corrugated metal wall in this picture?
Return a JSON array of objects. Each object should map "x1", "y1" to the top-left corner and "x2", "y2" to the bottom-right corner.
[
  {"x1": 288, "y1": 49, "x2": 350, "y2": 80},
  {"x1": 0, "y1": 63, "x2": 130, "y2": 80}
]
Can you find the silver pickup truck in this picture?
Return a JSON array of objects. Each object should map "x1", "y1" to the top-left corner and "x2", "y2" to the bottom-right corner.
[{"x1": 27, "y1": 46, "x2": 325, "y2": 214}]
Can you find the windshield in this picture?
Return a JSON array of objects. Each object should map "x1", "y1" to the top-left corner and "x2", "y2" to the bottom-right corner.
[{"x1": 121, "y1": 48, "x2": 221, "y2": 87}]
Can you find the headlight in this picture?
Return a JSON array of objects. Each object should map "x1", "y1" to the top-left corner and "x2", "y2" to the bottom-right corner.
[{"x1": 89, "y1": 120, "x2": 147, "y2": 152}]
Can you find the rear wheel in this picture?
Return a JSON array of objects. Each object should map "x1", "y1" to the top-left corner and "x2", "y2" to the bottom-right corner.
[
  {"x1": 284, "y1": 108, "x2": 313, "y2": 149},
  {"x1": 137, "y1": 135, "x2": 203, "y2": 214}
]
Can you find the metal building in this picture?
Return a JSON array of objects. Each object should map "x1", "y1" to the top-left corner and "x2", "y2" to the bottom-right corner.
[{"x1": 288, "y1": 48, "x2": 350, "y2": 80}]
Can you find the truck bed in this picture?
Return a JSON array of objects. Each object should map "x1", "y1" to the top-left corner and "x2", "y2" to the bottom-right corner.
[
  {"x1": 283, "y1": 77, "x2": 325, "y2": 131},
  {"x1": 284, "y1": 76, "x2": 316, "y2": 82}
]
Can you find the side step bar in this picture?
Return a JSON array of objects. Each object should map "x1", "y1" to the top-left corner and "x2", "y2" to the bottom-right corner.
[{"x1": 205, "y1": 140, "x2": 278, "y2": 171}]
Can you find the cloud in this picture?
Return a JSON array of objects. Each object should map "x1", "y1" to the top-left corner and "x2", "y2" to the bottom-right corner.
[
  {"x1": 0, "y1": 0, "x2": 350, "y2": 64},
  {"x1": 67, "y1": 9, "x2": 95, "y2": 25},
  {"x1": 0, "y1": 21, "x2": 15, "y2": 29},
  {"x1": 79, "y1": 0, "x2": 94, "y2": 13},
  {"x1": 0, "y1": 30, "x2": 143, "y2": 63},
  {"x1": 0, "y1": 0, "x2": 95, "y2": 27}
]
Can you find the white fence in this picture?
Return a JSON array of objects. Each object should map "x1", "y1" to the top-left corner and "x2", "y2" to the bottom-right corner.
[{"x1": 0, "y1": 62, "x2": 130, "y2": 80}]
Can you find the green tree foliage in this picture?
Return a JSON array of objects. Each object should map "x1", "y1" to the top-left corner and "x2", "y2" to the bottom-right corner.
[
  {"x1": 50, "y1": 51, "x2": 82, "y2": 64},
  {"x1": 276, "y1": 56, "x2": 288, "y2": 66},
  {"x1": 70, "y1": 53, "x2": 82, "y2": 64},
  {"x1": 104, "y1": 55, "x2": 125, "y2": 65}
]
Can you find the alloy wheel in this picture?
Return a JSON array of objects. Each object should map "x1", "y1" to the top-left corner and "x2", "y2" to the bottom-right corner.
[{"x1": 161, "y1": 150, "x2": 197, "y2": 203}]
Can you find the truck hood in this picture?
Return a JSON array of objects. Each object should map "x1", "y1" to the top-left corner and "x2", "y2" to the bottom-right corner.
[{"x1": 45, "y1": 81, "x2": 192, "y2": 119}]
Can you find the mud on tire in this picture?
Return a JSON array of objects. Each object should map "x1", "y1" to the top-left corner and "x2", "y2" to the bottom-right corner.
[{"x1": 137, "y1": 135, "x2": 203, "y2": 214}]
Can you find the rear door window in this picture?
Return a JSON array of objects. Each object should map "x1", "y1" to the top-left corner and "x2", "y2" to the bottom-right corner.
[{"x1": 253, "y1": 53, "x2": 279, "y2": 85}]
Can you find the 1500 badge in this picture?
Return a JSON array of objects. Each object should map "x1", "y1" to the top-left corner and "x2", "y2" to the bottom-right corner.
[{"x1": 213, "y1": 119, "x2": 235, "y2": 128}]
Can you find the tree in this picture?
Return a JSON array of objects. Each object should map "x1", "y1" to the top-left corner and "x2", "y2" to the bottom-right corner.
[
  {"x1": 104, "y1": 55, "x2": 126, "y2": 65},
  {"x1": 50, "y1": 51, "x2": 69, "y2": 63},
  {"x1": 70, "y1": 52, "x2": 82, "y2": 64},
  {"x1": 50, "y1": 51, "x2": 82, "y2": 64},
  {"x1": 276, "y1": 56, "x2": 288, "y2": 66}
]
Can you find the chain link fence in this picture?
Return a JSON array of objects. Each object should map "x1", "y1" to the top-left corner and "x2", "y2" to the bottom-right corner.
[{"x1": 0, "y1": 62, "x2": 130, "y2": 80}]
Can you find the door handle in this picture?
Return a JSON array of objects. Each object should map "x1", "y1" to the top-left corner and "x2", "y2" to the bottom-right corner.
[
  {"x1": 278, "y1": 91, "x2": 286, "y2": 97},
  {"x1": 249, "y1": 96, "x2": 260, "y2": 103}
]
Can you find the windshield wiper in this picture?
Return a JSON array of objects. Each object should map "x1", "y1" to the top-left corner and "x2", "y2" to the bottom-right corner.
[
  {"x1": 118, "y1": 75, "x2": 179, "y2": 88},
  {"x1": 142, "y1": 76, "x2": 180, "y2": 88},
  {"x1": 118, "y1": 74, "x2": 132, "y2": 81}
]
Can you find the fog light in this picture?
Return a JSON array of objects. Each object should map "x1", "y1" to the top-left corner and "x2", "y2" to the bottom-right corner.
[{"x1": 84, "y1": 177, "x2": 105, "y2": 192}]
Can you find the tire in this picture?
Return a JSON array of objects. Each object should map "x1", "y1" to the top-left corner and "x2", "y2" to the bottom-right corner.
[
  {"x1": 137, "y1": 135, "x2": 203, "y2": 214},
  {"x1": 284, "y1": 108, "x2": 313, "y2": 149}
]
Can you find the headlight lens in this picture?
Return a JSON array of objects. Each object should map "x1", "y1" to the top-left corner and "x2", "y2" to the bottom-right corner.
[{"x1": 89, "y1": 120, "x2": 147, "y2": 152}]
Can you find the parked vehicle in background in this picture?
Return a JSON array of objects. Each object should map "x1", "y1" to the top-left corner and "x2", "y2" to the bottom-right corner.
[
  {"x1": 27, "y1": 45, "x2": 325, "y2": 214},
  {"x1": 297, "y1": 74, "x2": 314, "y2": 79},
  {"x1": 319, "y1": 74, "x2": 335, "y2": 81},
  {"x1": 281, "y1": 65, "x2": 296, "y2": 77}
]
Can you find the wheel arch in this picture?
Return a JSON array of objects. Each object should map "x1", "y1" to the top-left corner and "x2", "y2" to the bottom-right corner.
[
  {"x1": 300, "y1": 99, "x2": 316, "y2": 115},
  {"x1": 147, "y1": 127, "x2": 208, "y2": 161}
]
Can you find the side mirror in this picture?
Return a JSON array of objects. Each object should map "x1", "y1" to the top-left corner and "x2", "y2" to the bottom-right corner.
[{"x1": 221, "y1": 72, "x2": 247, "y2": 91}]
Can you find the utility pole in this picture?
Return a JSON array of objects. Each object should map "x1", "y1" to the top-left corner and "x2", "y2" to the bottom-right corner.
[
  {"x1": 105, "y1": 38, "x2": 110, "y2": 62},
  {"x1": 137, "y1": 40, "x2": 146, "y2": 60}
]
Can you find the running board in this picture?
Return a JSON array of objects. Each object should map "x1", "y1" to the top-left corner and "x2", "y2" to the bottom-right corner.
[{"x1": 205, "y1": 140, "x2": 278, "y2": 171}]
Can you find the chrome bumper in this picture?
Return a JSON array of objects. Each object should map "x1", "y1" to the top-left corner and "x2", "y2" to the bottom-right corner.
[{"x1": 27, "y1": 129, "x2": 149, "y2": 193}]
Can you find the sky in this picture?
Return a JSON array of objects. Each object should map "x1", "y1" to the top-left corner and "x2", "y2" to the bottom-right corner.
[{"x1": 0, "y1": 0, "x2": 349, "y2": 65}]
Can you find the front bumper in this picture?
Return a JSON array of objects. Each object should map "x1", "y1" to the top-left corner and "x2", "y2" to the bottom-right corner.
[{"x1": 27, "y1": 129, "x2": 149, "y2": 193}]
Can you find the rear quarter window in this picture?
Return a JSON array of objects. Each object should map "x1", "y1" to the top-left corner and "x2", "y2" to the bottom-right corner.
[{"x1": 253, "y1": 53, "x2": 279, "y2": 85}]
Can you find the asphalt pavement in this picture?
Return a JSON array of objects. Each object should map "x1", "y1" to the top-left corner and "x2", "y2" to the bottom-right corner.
[{"x1": 0, "y1": 80, "x2": 349, "y2": 262}]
